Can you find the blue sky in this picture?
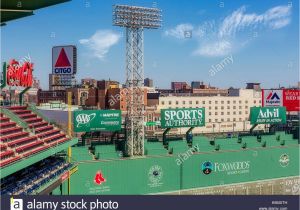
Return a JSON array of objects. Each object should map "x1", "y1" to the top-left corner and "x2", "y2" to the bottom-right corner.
[{"x1": 1, "y1": 0, "x2": 299, "y2": 89}]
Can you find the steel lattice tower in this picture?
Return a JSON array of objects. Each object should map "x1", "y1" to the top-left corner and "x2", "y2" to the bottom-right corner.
[{"x1": 113, "y1": 5, "x2": 162, "y2": 156}]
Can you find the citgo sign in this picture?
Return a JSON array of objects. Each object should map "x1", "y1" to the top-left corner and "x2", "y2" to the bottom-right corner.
[
  {"x1": 73, "y1": 110, "x2": 121, "y2": 132},
  {"x1": 250, "y1": 107, "x2": 286, "y2": 125},
  {"x1": 160, "y1": 108, "x2": 205, "y2": 128}
]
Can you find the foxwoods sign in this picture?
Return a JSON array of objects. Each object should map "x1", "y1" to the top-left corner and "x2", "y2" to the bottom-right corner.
[{"x1": 202, "y1": 161, "x2": 251, "y2": 175}]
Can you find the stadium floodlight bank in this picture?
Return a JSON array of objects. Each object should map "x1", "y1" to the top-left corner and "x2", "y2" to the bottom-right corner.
[
  {"x1": 113, "y1": 5, "x2": 162, "y2": 28},
  {"x1": 113, "y1": 5, "x2": 162, "y2": 156}
]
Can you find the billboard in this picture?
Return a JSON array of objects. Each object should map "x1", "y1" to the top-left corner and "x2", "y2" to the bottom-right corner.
[
  {"x1": 73, "y1": 110, "x2": 121, "y2": 132},
  {"x1": 283, "y1": 89, "x2": 300, "y2": 111},
  {"x1": 52, "y1": 45, "x2": 77, "y2": 75},
  {"x1": 262, "y1": 89, "x2": 283, "y2": 107},
  {"x1": 250, "y1": 107, "x2": 286, "y2": 125},
  {"x1": 160, "y1": 108, "x2": 205, "y2": 128},
  {"x1": 262, "y1": 89, "x2": 300, "y2": 111},
  {"x1": 49, "y1": 74, "x2": 72, "y2": 86},
  {"x1": 6, "y1": 59, "x2": 33, "y2": 87}
]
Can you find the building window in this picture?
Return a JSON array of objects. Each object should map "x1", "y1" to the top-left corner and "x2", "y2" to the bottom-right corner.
[
  {"x1": 196, "y1": 101, "x2": 199, "y2": 104},
  {"x1": 221, "y1": 119, "x2": 224, "y2": 122},
  {"x1": 176, "y1": 101, "x2": 179, "y2": 105},
  {"x1": 227, "y1": 101, "x2": 230, "y2": 104},
  {"x1": 239, "y1": 118, "x2": 242, "y2": 121},
  {"x1": 233, "y1": 118, "x2": 236, "y2": 121},
  {"x1": 233, "y1": 106, "x2": 236, "y2": 109},
  {"x1": 215, "y1": 119, "x2": 218, "y2": 122},
  {"x1": 245, "y1": 106, "x2": 248, "y2": 109},
  {"x1": 221, "y1": 112, "x2": 224, "y2": 115},
  {"x1": 189, "y1": 101, "x2": 192, "y2": 105},
  {"x1": 245, "y1": 100, "x2": 248, "y2": 104},
  {"x1": 215, "y1": 101, "x2": 218, "y2": 104},
  {"x1": 215, "y1": 112, "x2": 218, "y2": 115},
  {"x1": 209, "y1": 107, "x2": 212, "y2": 110},
  {"x1": 239, "y1": 106, "x2": 242, "y2": 109},
  {"x1": 259, "y1": 100, "x2": 261, "y2": 103},
  {"x1": 245, "y1": 111, "x2": 248, "y2": 114},
  {"x1": 209, "y1": 101, "x2": 212, "y2": 104},
  {"x1": 209, "y1": 119, "x2": 211, "y2": 122},
  {"x1": 215, "y1": 107, "x2": 218, "y2": 110},
  {"x1": 209, "y1": 112, "x2": 211, "y2": 116},
  {"x1": 182, "y1": 101, "x2": 185, "y2": 105},
  {"x1": 221, "y1": 101, "x2": 224, "y2": 104},
  {"x1": 233, "y1": 111, "x2": 236, "y2": 115},
  {"x1": 227, "y1": 106, "x2": 230, "y2": 109},
  {"x1": 202, "y1": 101, "x2": 205, "y2": 104},
  {"x1": 254, "y1": 100, "x2": 256, "y2": 104},
  {"x1": 227, "y1": 112, "x2": 230, "y2": 115},
  {"x1": 239, "y1": 111, "x2": 242, "y2": 114},
  {"x1": 227, "y1": 118, "x2": 230, "y2": 122},
  {"x1": 169, "y1": 101, "x2": 172, "y2": 105},
  {"x1": 161, "y1": 101, "x2": 165, "y2": 105},
  {"x1": 239, "y1": 100, "x2": 242, "y2": 104},
  {"x1": 233, "y1": 101, "x2": 236, "y2": 104}
]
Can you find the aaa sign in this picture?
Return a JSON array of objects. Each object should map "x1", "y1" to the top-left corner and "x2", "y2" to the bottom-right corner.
[
  {"x1": 160, "y1": 108, "x2": 205, "y2": 128},
  {"x1": 73, "y1": 110, "x2": 121, "y2": 132}
]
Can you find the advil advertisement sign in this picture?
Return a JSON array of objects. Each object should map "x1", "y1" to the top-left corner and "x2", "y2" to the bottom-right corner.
[
  {"x1": 52, "y1": 45, "x2": 77, "y2": 75},
  {"x1": 283, "y1": 89, "x2": 300, "y2": 111}
]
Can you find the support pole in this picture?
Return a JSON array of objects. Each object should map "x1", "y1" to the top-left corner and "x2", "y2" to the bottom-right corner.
[
  {"x1": 250, "y1": 124, "x2": 258, "y2": 134},
  {"x1": 19, "y1": 86, "x2": 30, "y2": 105},
  {"x1": 67, "y1": 91, "x2": 72, "y2": 195},
  {"x1": 186, "y1": 127, "x2": 194, "y2": 144},
  {"x1": 1, "y1": 62, "x2": 6, "y2": 89},
  {"x1": 163, "y1": 128, "x2": 171, "y2": 146}
]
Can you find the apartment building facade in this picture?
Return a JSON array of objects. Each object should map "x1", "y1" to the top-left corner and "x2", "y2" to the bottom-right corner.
[{"x1": 156, "y1": 89, "x2": 264, "y2": 134}]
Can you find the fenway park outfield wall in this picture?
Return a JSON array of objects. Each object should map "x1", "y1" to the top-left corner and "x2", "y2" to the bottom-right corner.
[{"x1": 55, "y1": 145, "x2": 299, "y2": 195}]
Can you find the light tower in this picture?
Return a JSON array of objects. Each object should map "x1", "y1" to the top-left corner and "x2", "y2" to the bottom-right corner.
[{"x1": 113, "y1": 5, "x2": 162, "y2": 156}]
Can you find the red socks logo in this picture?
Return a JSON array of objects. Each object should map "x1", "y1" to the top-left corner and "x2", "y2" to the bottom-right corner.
[{"x1": 94, "y1": 171, "x2": 106, "y2": 185}]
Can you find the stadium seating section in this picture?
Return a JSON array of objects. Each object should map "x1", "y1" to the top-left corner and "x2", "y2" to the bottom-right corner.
[
  {"x1": 0, "y1": 106, "x2": 71, "y2": 168},
  {"x1": 0, "y1": 157, "x2": 71, "y2": 195}
]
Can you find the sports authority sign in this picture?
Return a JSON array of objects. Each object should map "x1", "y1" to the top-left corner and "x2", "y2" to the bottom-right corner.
[
  {"x1": 160, "y1": 108, "x2": 205, "y2": 128},
  {"x1": 52, "y1": 46, "x2": 77, "y2": 75},
  {"x1": 73, "y1": 110, "x2": 121, "y2": 132},
  {"x1": 262, "y1": 89, "x2": 300, "y2": 111},
  {"x1": 250, "y1": 107, "x2": 286, "y2": 125}
]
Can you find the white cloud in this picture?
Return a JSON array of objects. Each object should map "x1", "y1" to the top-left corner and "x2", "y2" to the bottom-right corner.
[
  {"x1": 219, "y1": 5, "x2": 291, "y2": 37},
  {"x1": 164, "y1": 23, "x2": 194, "y2": 39},
  {"x1": 165, "y1": 5, "x2": 291, "y2": 57},
  {"x1": 79, "y1": 30, "x2": 121, "y2": 59},
  {"x1": 193, "y1": 40, "x2": 232, "y2": 57}
]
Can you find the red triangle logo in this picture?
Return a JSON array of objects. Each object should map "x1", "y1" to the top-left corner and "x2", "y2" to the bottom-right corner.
[{"x1": 55, "y1": 48, "x2": 71, "y2": 67}]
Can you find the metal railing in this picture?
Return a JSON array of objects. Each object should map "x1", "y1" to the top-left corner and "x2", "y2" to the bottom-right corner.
[{"x1": 0, "y1": 108, "x2": 29, "y2": 129}]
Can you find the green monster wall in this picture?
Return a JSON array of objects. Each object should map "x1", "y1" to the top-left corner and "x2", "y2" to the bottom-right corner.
[{"x1": 63, "y1": 145, "x2": 299, "y2": 195}]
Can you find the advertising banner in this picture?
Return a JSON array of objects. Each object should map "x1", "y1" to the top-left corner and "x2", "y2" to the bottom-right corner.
[
  {"x1": 250, "y1": 107, "x2": 286, "y2": 125},
  {"x1": 52, "y1": 46, "x2": 77, "y2": 75},
  {"x1": 262, "y1": 89, "x2": 283, "y2": 107},
  {"x1": 160, "y1": 108, "x2": 205, "y2": 128},
  {"x1": 73, "y1": 110, "x2": 122, "y2": 132},
  {"x1": 282, "y1": 89, "x2": 300, "y2": 111}
]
